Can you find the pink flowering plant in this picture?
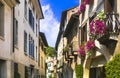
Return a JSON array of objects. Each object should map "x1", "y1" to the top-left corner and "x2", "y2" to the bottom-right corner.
[
  {"x1": 89, "y1": 19, "x2": 106, "y2": 38},
  {"x1": 78, "y1": 40, "x2": 96, "y2": 57},
  {"x1": 78, "y1": 44, "x2": 86, "y2": 57},
  {"x1": 77, "y1": 0, "x2": 92, "y2": 15},
  {"x1": 80, "y1": 3, "x2": 86, "y2": 12},
  {"x1": 89, "y1": 10, "x2": 106, "y2": 38},
  {"x1": 85, "y1": 39, "x2": 96, "y2": 56},
  {"x1": 77, "y1": 3, "x2": 86, "y2": 15}
]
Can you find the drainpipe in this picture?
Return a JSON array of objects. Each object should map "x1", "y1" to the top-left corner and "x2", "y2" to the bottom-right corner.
[{"x1": 12, "y1": 7, "x2": 15, "y2": 52}]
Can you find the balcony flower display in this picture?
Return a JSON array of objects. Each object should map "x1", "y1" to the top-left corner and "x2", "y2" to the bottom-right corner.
[
  {"x1": 85, "y1": 39, "x2": 96, "y2": 56},
  {"x1": 90, "y1": 19, "x2": 106, "y2": 37},
  {"x1": 84, "y1": 0, "x2": 92, "y2": 4},
  {"x1": 78, "y1": 45, "x2": 86, "y2": 56}
]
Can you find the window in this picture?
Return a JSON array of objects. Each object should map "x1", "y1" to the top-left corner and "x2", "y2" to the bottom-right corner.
[
  {"x1": 14, "y1": 63, "x2": 20, "y2": 78},
  {"x1": 29, "y1": 35, "x2": 34, "y2": 58},
  {"x1": 36, "y1": 24, "x2": 38, "y2": 36},
  {"x1": 24, "y1": 0, "x2": 27, "y2": 19},
  {"x1": 41, "y1": 44, "x2": 44, "y2": 51},
  {"x1": 32, "y1": 40, "x2": 34, "y2": 58},
  {"x1": 41, "y1": 57, "x2": 43, "y2": 68},
  {"x1": 36, "y1": 46, "x2": 37, "y2": 61},
  {"x1": 38, "y1": 53, "x2": 40, "y2": 66},
  {"x1": 105, "y1": 0, "x2": 116, "y2": 12},
  {"x1": 24, "y1": 31, "x2": 27, "y2": 52},
  {"x1": 29, "y1": 35, "x2": 31, "y2": 55},
  {"x1": 14, "y1": 18, "x2": 18, "y2": 46},
  {"x1": 0, "y1": 2, "x2": 4, "y2": 37},
  {"x1": 81, "y1": 24, "x2": 87, "y2": 43},
  {"x1": 25, "y1": 66, "x2": 29, "y2": 78},
  {"x1": 29, "y1": 9, "x2": 34, "y2": 31}
]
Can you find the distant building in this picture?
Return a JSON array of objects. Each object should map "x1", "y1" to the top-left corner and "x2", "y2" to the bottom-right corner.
[
  {"x1": 46, "y1": 56, "x2": 57, "y2": 78},
  {"x1": 39, "y1": 32, "x2": 48, "y2": 78},
  {"x1": 55, "y1": 6, "x2": 79, "y2": 78}
]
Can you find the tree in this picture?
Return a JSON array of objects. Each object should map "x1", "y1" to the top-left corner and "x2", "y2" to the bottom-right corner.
[{"x1": 46, "y1": 46, "x2": 56, "y2": 57}]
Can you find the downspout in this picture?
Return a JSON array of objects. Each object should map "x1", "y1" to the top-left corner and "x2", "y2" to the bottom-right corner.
[{"x1": 13, "y1": 7, "x2": 15, "y2": 52}]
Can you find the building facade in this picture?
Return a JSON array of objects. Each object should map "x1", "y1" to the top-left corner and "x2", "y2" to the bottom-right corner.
[
  {"x1": 55, "y1": 6, "x2": 80, "y2": 78},
  {"x1": 39, "y1": 32, "x2": 48, "y2": 78},
  {"x1": 0, "y1": 0, "x2": 44, "y2": 78},
  {"x1": 46, "y1": 57, "x2": 57, "y2": 78},
  {"x1": 78, "y1": 0, "x2": 120, "y2": 78},
  {"x1": 0, "y1": 0, "x2": 19, "y2": 78},
  {"x1": 56, "y1": 0, "x2": 120, "y2": 78}
]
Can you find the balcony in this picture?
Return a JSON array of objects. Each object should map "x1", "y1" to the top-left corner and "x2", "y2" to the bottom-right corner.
[
  {"x1": 97, "y1": 12, "x2": 120, "y2": 45},
  {"x1": 63, "y1": 45, "x2": 74, "y2": 60},
  {"x1": 71, "y1": 41, "x2": 79, "y2": 55}
]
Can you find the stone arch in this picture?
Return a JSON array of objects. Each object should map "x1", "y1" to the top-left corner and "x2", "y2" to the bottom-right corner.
[{"x1": 83, "y1": 40, "x2": 112, "y2": 78}]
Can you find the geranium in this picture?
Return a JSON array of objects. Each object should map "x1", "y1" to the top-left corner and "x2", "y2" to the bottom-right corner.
[
  {"x1": 90, "y1": 19, "x2": 106, "y2": 37},
  {"x1": 79, "y1": 3, "x2": 86, "y2": 12},
  {"x1": 78, "y1": 45, "x2": 86, "y2": 56}
]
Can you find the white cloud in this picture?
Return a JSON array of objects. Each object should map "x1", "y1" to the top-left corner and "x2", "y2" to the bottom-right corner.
[{"x1": 40, "y1": 4, "x2": 60, "y2": 47}]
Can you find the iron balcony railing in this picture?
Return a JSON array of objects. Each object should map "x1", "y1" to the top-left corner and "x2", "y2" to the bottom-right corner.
[{"x1": 97, "y1": 12, "x2": 120, "y2": 42}]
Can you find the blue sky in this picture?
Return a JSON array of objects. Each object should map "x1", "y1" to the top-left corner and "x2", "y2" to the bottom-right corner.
[{"x1": 40, "y1": 0, "x2": 79, "y2": 47}]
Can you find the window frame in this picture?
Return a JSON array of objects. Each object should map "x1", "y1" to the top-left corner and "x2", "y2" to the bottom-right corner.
[{"x1": 0, "y1": 2, "x2": 4, "y2": 38}]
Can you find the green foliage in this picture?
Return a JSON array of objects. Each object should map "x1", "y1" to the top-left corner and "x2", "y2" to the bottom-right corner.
[
  {"x1": 75, "y1": 64, "x2": 83, "y2": 78},
  {"x1": 105, "y1": 53, "x2": 120, "y2": 78},
  {"x1": 46, "y1": 46, "x2": 56, "y2": 57},
  {"x1": 96, "y1": 10, "x2": 106, "y2": 21}
]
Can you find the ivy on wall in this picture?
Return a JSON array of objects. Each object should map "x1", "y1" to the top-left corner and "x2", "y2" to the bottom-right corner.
[{"x1": 75, "y1": 64, "x2": 83, "y2": 78}]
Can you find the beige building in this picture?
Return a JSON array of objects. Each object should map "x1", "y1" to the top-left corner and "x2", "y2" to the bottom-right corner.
[
  {"x1": 78, "y1": 0, "x2": 120, "y2": 78},
  {"x1": 0, "y1": 0, "x2": 20, "y2": 78},
  {"x1": 56, "y1": 0, "x2": 120, "y2": 78},
  {"x1": 39, "y1": 32, "x2": 48, "y2": 78},
  {"x1": 46, "y1": 56, "x2": 57, "y2": 78},
  {"x1": 0, "y1": 0, "x2": 44, "y2": 78},
  {"x1": 55, "y1": 6, "x2": 80, "y2": 78}
]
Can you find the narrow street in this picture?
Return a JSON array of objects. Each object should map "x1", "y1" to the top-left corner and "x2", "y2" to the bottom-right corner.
[{"x1": 0, "y1": 0, "x2": 120, "y2": 78}]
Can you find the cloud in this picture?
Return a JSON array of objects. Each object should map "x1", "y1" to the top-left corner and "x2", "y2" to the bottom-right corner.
[{"x1": 40, "y1": 4, "x2": 60, "y2": 47}]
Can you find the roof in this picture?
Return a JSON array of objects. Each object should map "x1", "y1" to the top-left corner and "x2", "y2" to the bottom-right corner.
[
  {"x1": 38, "y1": 0, "x2": 44, "y2": 19},
  {"x1": 39, "y1": 32, "x2": 48, "y2": 46},
  {"x1": 31, "y1": 0, "x2": 44, "y2": 19},
  {"x1": 55, "y1": 11, "x2": 67, "y2": 50}
]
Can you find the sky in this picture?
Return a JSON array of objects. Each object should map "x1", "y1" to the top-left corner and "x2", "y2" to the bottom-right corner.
[{"x1": 40, "y1": 0, "x2": 79, "y2": 47}]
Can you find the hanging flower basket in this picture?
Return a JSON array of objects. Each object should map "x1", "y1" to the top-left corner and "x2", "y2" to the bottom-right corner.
[{"x1": 89, "y1": 19, "x2": 107, "y2": 38}]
